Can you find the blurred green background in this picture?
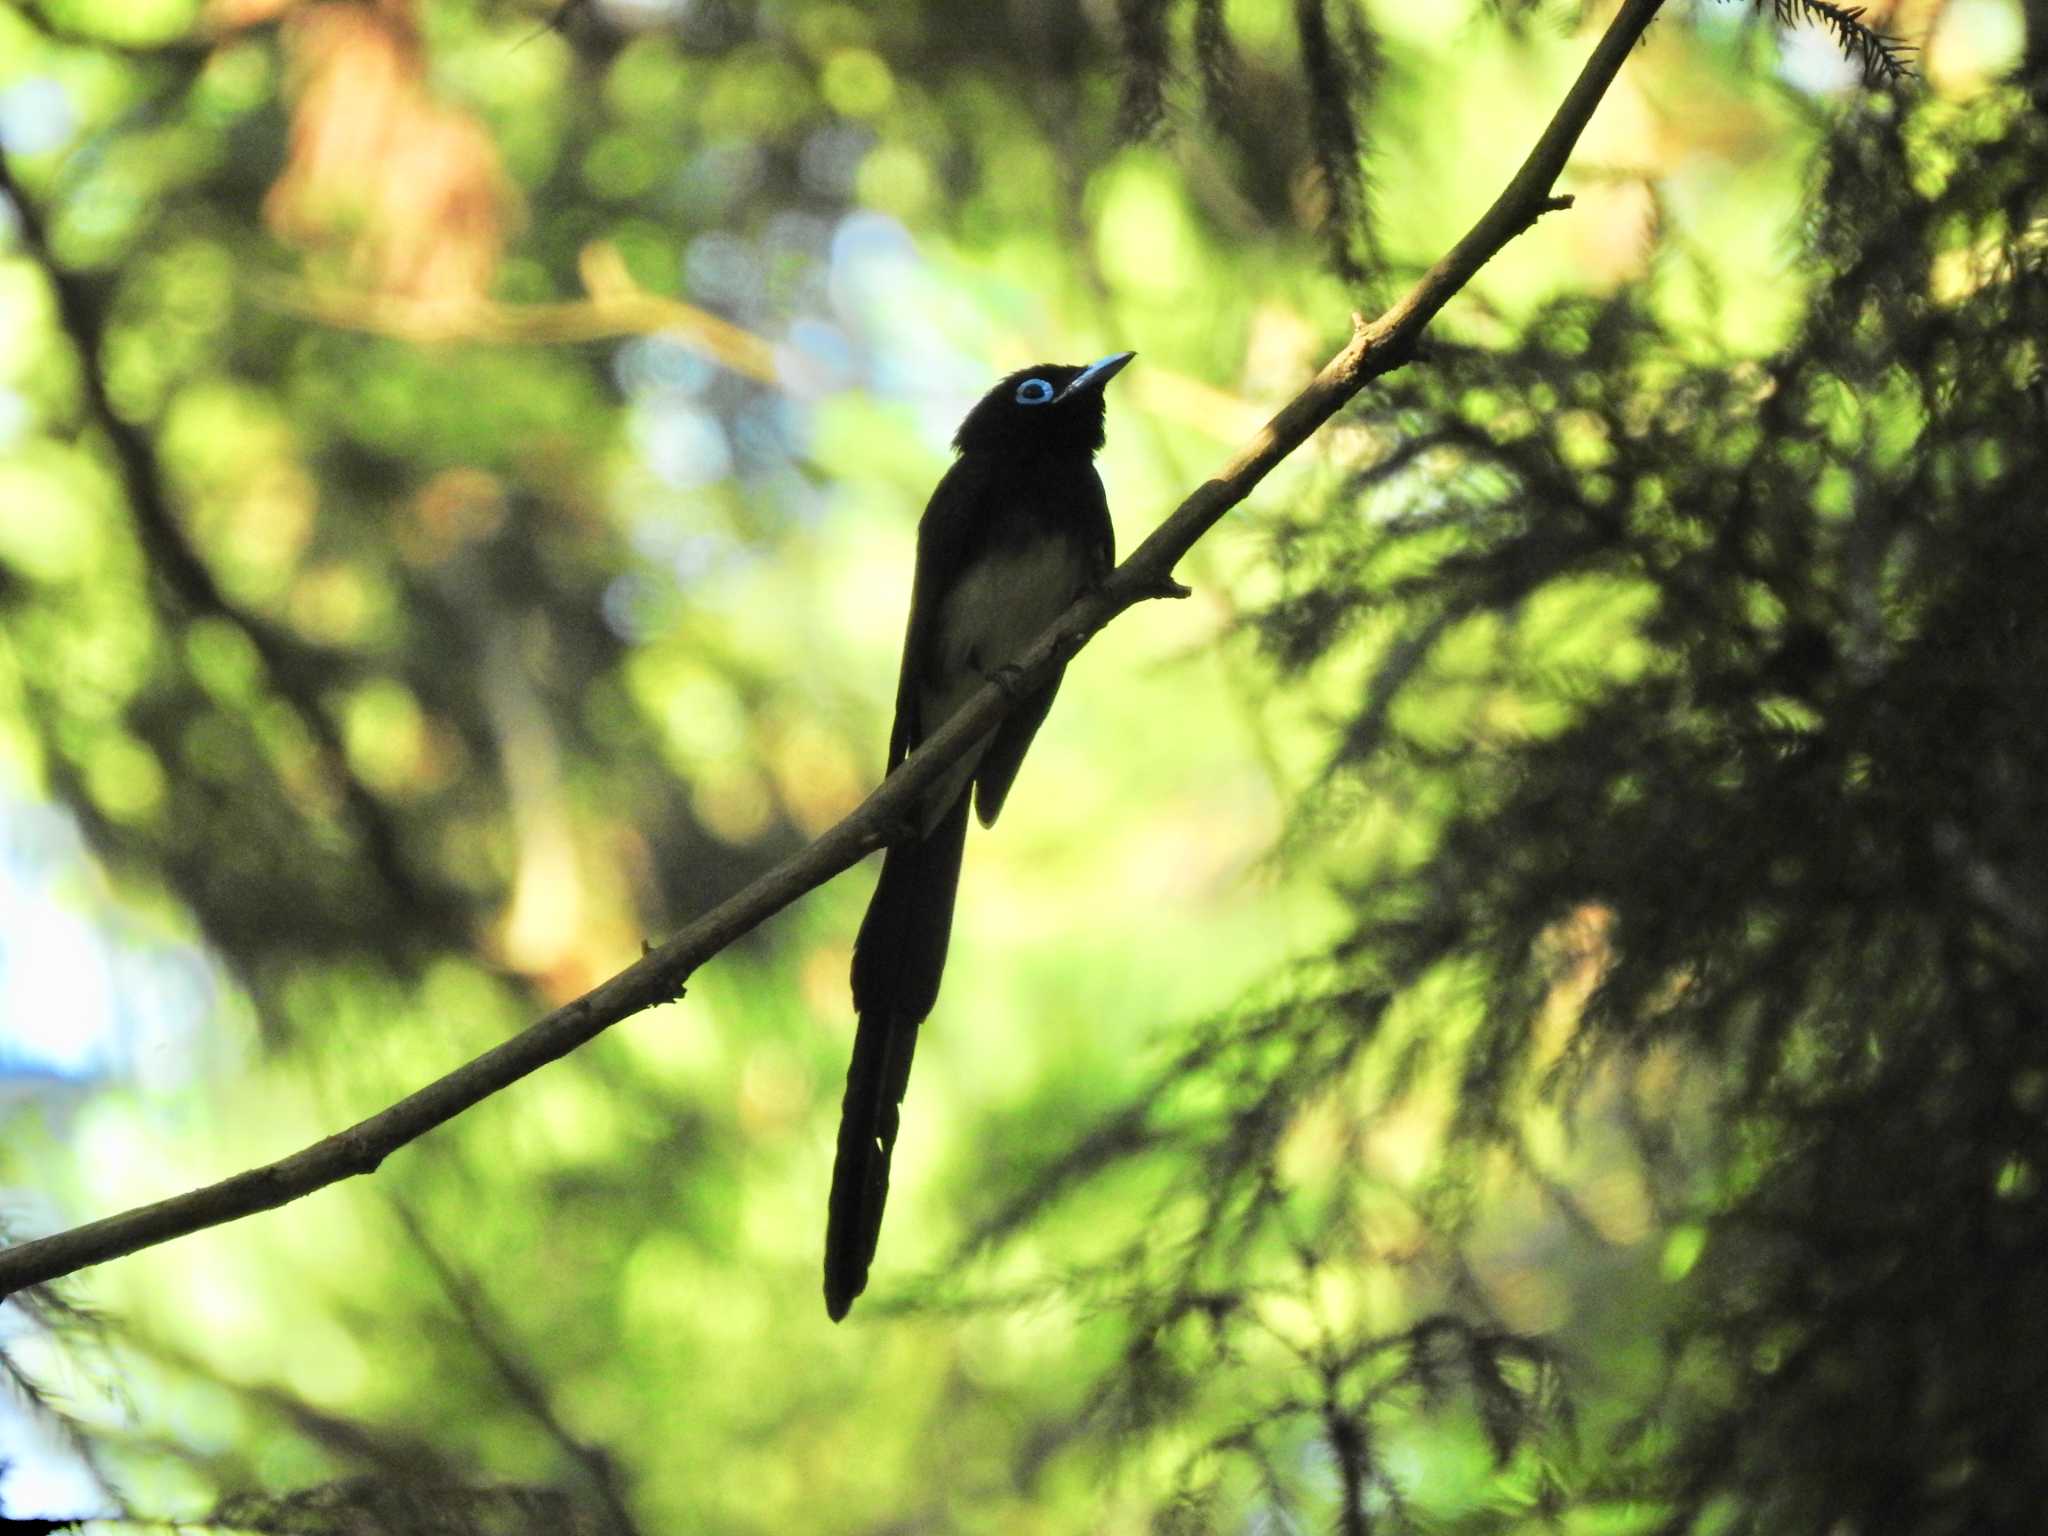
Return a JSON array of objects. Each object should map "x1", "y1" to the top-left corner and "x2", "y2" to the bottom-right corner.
[{"x1": 0, "y1": 0, "x2": 2031, "y2": 1530}]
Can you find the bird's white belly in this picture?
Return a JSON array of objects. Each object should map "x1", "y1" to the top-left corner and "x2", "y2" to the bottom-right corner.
[
  {"x1": 916, "y1": 539, "x2": 1086, "y2": 822},
  {"x1": 933, "y1": 539, "x2": 1083, "y2": 685}
]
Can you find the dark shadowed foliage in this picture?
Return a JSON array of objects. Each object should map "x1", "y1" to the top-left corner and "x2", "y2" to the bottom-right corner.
[
  {"x1": 977, "y1": 43, "x2": 2048, "y2": 1534},
  {"x1": 2, "y1": 0, "x2": 2036, "y2": 1532}
]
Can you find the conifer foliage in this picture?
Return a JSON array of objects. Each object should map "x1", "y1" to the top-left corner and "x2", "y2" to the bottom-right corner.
[{"x1": 1025, "y1": 14, "x2": 2048, "y2": 1530}]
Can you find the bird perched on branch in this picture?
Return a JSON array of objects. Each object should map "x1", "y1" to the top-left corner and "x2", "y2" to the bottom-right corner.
[{"x1": 825, "y1": 351, "x2": 1133, "y2": 1320}]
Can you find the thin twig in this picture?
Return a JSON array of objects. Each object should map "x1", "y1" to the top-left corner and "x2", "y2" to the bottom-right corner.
[
  {"x1": 262, "y1": 244, "x2": 1274, "y2": 443},
  {"x1": 392, "y1": 1202, "x2": 643, "y2": 1536},
  {"x1": 254, "y1": 242, "x2": 782, "y2": 383},
  {"x1": 0, "y1": 0, "x2": 1668, "y2": 1301}
]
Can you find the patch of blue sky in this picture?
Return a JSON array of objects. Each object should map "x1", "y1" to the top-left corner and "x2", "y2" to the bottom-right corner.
[
  {"x1": 826, "y1": 212, "x2": 1004, "y2": 445},
  {"x1": 0, "y1": 77, "x2": 75, "y2": 157},
  {"x1": 0, "y1": 799, "x2": 213, "y2": 1085},
  {"x1": 613, "y1": 332, "x2": 720, "y2": 401},
  {"x1": 632, "y1": 399, "x2": 733, "y2": 491}
]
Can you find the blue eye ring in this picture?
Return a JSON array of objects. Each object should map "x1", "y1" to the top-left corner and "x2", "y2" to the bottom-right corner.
[{"x1": 1014, "y1": 378, "x2": 1055, "y2": 406}]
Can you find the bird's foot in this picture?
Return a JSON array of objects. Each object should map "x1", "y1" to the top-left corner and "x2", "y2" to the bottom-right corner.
[{"x1": 983, "y1": 661, "x2": 1029, "y2": 700}]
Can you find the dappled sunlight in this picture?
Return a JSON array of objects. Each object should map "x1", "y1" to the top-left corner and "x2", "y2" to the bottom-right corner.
[
  {"x1": 0, "y1": 0, "x2": 2022, "y2": 1529},
  {"x1": 261, "y1": 0, "x2": 515, "y2": 302}
]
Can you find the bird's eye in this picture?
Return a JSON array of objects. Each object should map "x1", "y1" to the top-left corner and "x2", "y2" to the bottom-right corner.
[{"x1": 1014, "y1": 378, "x2": 1055, "y2": 406}]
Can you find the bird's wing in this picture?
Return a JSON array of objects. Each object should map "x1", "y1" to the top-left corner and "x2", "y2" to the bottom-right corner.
[
  {"x1": 971, "y1": 465, "x2": 1115, "y2": 827},
  {"x1": 887, "y1": 453, "x2": 987, "y2": 772}
]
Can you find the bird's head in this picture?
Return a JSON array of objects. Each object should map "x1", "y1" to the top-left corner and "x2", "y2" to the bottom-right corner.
[{"x1": 951, "y1": 352, "x2": 1135, "y2": 457}]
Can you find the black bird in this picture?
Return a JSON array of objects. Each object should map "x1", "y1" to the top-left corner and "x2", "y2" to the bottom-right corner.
[{"x1": 825, "y1": 351, "x2": 1133, "y2": 1320}]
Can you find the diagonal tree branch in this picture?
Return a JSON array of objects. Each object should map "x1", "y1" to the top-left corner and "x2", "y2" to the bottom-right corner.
[{"x1": 0, "y1": 0, "x2": 1669, "y2": 1302}]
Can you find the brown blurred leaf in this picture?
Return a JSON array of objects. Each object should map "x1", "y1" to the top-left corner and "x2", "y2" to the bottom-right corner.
[{"x1": 266, "y1": 0, "x2": 518, "y2": 301}]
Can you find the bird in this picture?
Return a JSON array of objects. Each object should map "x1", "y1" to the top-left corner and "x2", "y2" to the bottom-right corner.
[{"x1": 825, "y1": 351, "x2": 1133, "y2": 1321}]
